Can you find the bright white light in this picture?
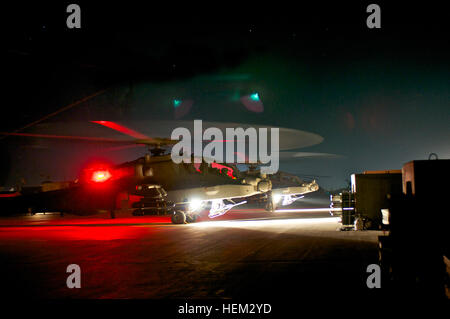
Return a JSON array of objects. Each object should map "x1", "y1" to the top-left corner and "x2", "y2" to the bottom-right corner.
[
  {"x1": 273, "y1": 194, "x2": 282, "y2": 203},
  {"x1": 190, "y1": 217, "x2": 340, "y2": 228},
  {"x1": 189, "y1": 199, "x2": 203, "y2": 211},
  {"x1": 274, "y1": 208, "x2": 341, "y2": 213}
]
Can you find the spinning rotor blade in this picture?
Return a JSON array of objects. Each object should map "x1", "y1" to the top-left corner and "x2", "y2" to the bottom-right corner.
[
  {"x1": 1, "y1": 121, "x2": 176, "y2": 148},
  {"x1": 133, "y1": 138, "x2": 177, "y2": 146},
  {"x1": 0, "y1": 132, "x2": 131, "y2": 144},
  {"x1": 100, "y1": 144, "x2": 145, "y2": 153},
  {"x1": 91, "y1": 121, "x2": 149, "y2": 139},
  {"x1": 279, "y1": 152, "x2": 344, "y2": 161},
  {"x1": 91, "y1": 120, "x2": 176, "y2": 146}
]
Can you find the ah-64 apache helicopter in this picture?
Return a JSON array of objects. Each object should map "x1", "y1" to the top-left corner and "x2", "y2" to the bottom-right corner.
[{"x1": 0, "y1": 121, "x2": 319, "y2": 224}]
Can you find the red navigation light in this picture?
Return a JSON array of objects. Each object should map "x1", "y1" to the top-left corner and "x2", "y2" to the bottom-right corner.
[
  {"x1": 92, "y1": 170, "x2": 112, "y2": 183},
  {"x1": 80, "y1": 160, "x2": 116, "y2": 185}
]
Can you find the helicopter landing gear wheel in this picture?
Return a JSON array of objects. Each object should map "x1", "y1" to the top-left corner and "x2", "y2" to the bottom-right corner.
[
  {"x1": 265, "y1": 201, "x2": 275, "y2": 213},
  {"x1": 171, "y1": 211, "x2": 186, "y2": 224},
  {"x1": 186, "y1": 214, "x2": 198, "y2": 223}
]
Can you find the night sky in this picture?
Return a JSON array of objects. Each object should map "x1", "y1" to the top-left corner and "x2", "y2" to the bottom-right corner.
[{"x1": 2, "y1": 3, "x2": 449, "y2": 189}]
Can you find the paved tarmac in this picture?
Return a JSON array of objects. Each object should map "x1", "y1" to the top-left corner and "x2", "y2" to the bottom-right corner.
[{"x1": 0, "y1": 207, "x2": 383, "y2": 301}]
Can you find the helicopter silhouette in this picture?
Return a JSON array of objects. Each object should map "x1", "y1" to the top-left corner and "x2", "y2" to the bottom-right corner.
[{"x1": 0, "y1": 121, "x2": 320, "y2": 223}]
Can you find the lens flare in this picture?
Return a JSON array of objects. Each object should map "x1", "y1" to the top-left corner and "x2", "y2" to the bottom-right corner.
[
  {"x1": 189, "y1": 199, "x2": 203, "y2": 211},
  {"x1": 92, "y1": 170, "x2": 112, "y2": 182}
]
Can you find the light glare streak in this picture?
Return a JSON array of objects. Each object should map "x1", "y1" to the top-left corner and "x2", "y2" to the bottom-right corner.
[
  {"x1": 275, "y1": 208, "x2": 341, "y2": 213},
  {"x1": 190, "y1": 217, "x2": 340, "y2": 228}
]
